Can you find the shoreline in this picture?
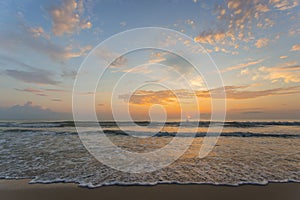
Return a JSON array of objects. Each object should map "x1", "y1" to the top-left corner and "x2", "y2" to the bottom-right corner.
[{"x1": 0, "y1": 179, "x2": 300, "y2": 200}]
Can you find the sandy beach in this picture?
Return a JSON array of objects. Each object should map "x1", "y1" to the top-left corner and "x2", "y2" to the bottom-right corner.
[{"x1": 0, "y1": 179, "x2": 299, "y2": 200}]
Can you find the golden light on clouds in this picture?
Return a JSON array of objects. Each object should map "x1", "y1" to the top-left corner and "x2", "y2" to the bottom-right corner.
[{"x1": 50, "y1": 0, "x2": 92, "y2": 36}]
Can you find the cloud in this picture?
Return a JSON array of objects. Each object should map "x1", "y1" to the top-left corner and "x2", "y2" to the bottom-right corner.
[
  {"x1": 255, "y1": 3, "x2": 270, "y2": 12},
  {"x1": 290, "y1": 44, "x2": 300, "y2": 51},
  {"x1": 15, "y1": 87, "x2": 68, "y2": 97},
  {"x1": 210, "y1": 85, "x2": 300, "y2": 99},
  {"x1": 1, "y1": 56, "x2": 60, "y2": 85},
  {"x1": 240, "y1": 61, "x2": 300, "y2": 82},
  {"x1": 194, "y1": 0, "x2": 271, "y2": 46},
  {"x1": 0, "y1": 101, "x2": 70, "y2": 120},
  {"x1": 120, "y1": 21, "x2": 127, "y2": 27},
  {"x1": 5, "y1": 69, "x2": 59, "y2": 85},
  {"x1": 193, "y1": 0, "x2": 297, "y2": 51},
  {"x1": 0, "y1": 28, "x2": 91, "y2": 61},
  {"x1": 61, "y1": 69, "x2": 77, "y2": 79},
  {"x1": 110, "y1": 56, "x2": 128, "y2": 69},
  {"x1": 15, "y1": 88, "x2": 47, "y2": 97},
  {"x1": 280, "y1": 55, "x2": 288, "y2": 59},
  {"x1": 255, "y1": 38, "x2": 269, "y2": 48},
  {"x1": 119, "y1": 90, "x2": 181, "y2": 105},
  {"x1": 43, "y1": 88, "x2": 68, "y2": 93},
  {"x1": 288, "y1": 27, "x2": 300, "y2": 36},
  {"x1": 148, "y1": 52, "x2": 167, "y2": 64},
  {"x1": 149, "y1": 52, "x2": 195, "y2": 75},
  {"x1": 240, "y1": 68, "x2": 250, "y2": 75},
  {"x1": 51, "y1": 98, "x2": 62, "y2": 102},
  {"x1": 194, "y1": 30, "x2": 227, "y2": 45},
  {"x1": 119, "y1": 64, "x2": 152, "y2": 74},
  {"x1": 119, "y1": 85, "x2": 300, "y2": 105},
  {"x1": 50, "y1": 0, "x2": 92, "y2": 36},
  {"x1": 270, "y1": 0, "x2": 298, "y2": 11},
  {"x1": 28, "y1": 26, "x2": 50, "y2": 39},
  {"x1": 94, "y1": 48, "x2": 128, "y2": 69},
  {"x1": 63, "y1": 45, "x2": 92, "y2": 59},
  {"x1": 259, "y1": 64, "x2": 300, "y2": 83},
  {"x1": 222, "y1": 59, "x2": 264, "y2": 72}
]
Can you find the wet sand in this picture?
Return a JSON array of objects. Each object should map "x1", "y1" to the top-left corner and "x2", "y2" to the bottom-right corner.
[{"x1": 0, "y1": 179, "x2": 300, "y2": 200}]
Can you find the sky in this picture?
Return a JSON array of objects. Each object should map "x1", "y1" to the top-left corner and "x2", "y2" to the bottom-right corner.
[{"x1": 0, "y1": 0, "x2": 300, "y2": 120}]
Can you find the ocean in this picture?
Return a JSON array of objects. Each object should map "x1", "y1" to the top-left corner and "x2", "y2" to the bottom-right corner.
[{"x1": 0, "y1": 120, "x2": 299, "y2": 188}]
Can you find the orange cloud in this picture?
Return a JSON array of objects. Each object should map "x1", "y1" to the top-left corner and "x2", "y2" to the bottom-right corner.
[
  {"x1": 290, "y1": 44, "x2": 300, "y2": 51},
  {"x1": 270, "y1": 0, "x2": 298, "y2": 11},
  {"x1": 280, "y1": 55, "x2": 288, "y2": 59},
  {"x1": 194, "y1": 0, "x2": 272, "y2": 47},
  {"x1": 259, "y1": 65, "x2": 300, "y2": 83},
  {"x1": 255, "y1": 38, "x2": 269, "y2": 48},
  {"x1": 194, "y1": 31, "x2": 227, "y2": 44},
  {"x1": 28, "y1": 27, "x2": 50, "y2": 39},
  {"x1": 50, "y1": 0, "x2": 92, "y2": 36},
  {"x1": 222, "y1": 59, "x2": 264, "y2": 72},
  {"x1": 119, "y1": 85, "x2": 300, "y2": 105},
  {"x1": 62, "y1": 45, "x2": 92, "y2": 59}
]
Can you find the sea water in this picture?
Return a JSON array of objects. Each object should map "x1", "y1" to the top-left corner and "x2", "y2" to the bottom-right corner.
[{"x1": 0, "y1": 121, "x2": 299, "y2": 187}]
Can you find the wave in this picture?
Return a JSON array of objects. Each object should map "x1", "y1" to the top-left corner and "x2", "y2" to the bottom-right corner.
[
  {"x1": 0, "y1": 176, "x2": 298, "y2": 188},
  {"x1": 103, "y1": 130, "x2": 300, "y2": 138},
  {"x1": 1, "y1": 129, "x2": 77, "y2": 135},
  {"x1": 3, "y1": 128, "x2": 300, "y2": 138},
  {"x1": 1, "y1": 120, "x2": 300, "y2": 128}
]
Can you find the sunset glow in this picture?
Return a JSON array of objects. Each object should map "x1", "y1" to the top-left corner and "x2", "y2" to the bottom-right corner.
[{"x1": 0, "y1": 0, "x2": 299, "y2": 120}]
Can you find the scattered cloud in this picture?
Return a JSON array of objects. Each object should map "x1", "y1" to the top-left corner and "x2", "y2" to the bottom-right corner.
[
  {"x1": 0, "y1": 101, "x2": 70, "y2": 120},
  {"x1": 63, "y1": 45, "x2": 92, "y2": 59},
  {"x1": 1, "y1": 56, "x2": 60, "y2": 85},
  {"x1": 222, "y1": 59, "x2": 264, "y2": 72},
  {"x1": 51, "y1": 98, "x2": 62, "y2": 102},
  {"x1": 15, "y1": 88, "x2": 47, "y2": 97},
  {"x1": 211, "y1": 85, "x2": 300, "y2": 99},
  {"x1": 120, "y1": 21, "x2": 127, "y2": 26},
  {"x1": 0, "y1": 28, "x2": 92, "y2": 61},
  {"x1": 5, "y1": 69, "x2": 59, "y2": 85},
  {"x1": 110, "y1": 56, "x2": 128, "y2": 69},
  {"x1": 288, "y1": 27, "x2": 300, "y2": 36},
  {"x1": 149, "y1": 52, "x2": 195, "y2": 75},
  {"x1": 194, "y1": 0, "x2": 271, "y2": 47},
  {"x1": 280, "y1": 55, "x2": 288, "y2": 59},
  {"x1": 240, "y1": 61, "x2": 300, "y2": 82},
  {"x1": 61, "y1": 69, "x2": 77, "y2": 79},
  {"x1": 119, "y1": 90, "x2": 180, "y2": 105},
  {"x1": 290, "y1": 44, "x2": 300, "y2": 51},
  {"x1": 193, "y1": 0, "x2": 297, "y2": 52},
  {"x1": 240, "y1": 68, "x2": 250, "y2": 75},
  {"x1": 49, "y1": 0, "x2": 92, "y2": 36},
  {"x1": 94, "y1": 48, "x2": 128, "y2": 68},
  {"x1": 15, "y1": 87, "x2": 68, "y2": 97},
  {"x1": 259, "y1": 64, "x2": 300, "y2": 83},
  {"x1": 119, "y1": 85, "x2": 300, "y2": 105},
  {"x1": 44, "y1": 88, "x2": 68, "y2": 93},
  {"x1": 119, "y1": 64, "x2": 152, "y2": 74},
  {"x1": 194, "y1": 30, "x2": 227, "y2": 45},
  {"x1": 270, "y1": 0, "x2": 298, "y2": 11},
  {"x1": 28, "y1": 26, "x2": 50, "y2": 39},
  {"x1": 255, "y1": 38, "x2": 269, "y2": 48},
  {"x1": 255, "y1": 3, "x2": 270, "y2": 12},
  {"x1": 148, "y1": 52, "x2": 167, "y2": 64},
  {"x1": 185, "y1": 19, "x2": 196, "y2": 29}
]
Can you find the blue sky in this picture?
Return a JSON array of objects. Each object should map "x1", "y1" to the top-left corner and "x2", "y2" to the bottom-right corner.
[{"x1": 0, "y1": 0, "x2": 300, "y2": 120}]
